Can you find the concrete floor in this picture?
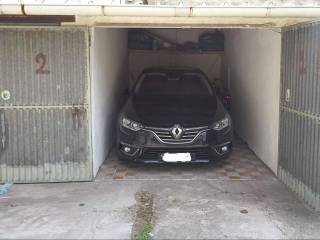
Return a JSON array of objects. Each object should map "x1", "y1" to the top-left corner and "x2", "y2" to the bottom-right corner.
[{"x1": 0, "y1": 140, "x2": 320, "y2": 239}]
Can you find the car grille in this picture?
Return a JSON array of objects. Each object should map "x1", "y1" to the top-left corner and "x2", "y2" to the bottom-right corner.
[
  {"x1": 145, "y1": 126, "x2": 208, "y2": 144},
  {"x1": 142, "y1": 147, "x2": 211, "y2": 161}
]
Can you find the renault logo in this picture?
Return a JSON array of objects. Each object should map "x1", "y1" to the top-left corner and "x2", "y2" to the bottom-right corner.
[{"x1": 171, "y1": 124, "x2": 183, "y2": 139}]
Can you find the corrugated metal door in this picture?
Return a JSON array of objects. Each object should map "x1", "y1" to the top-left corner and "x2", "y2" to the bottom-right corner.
[
  {"x1": 279, "y1": 22, "x2": 320, "y2": 210},
  {"x1": 0, "y1": 28, "x2": 92, "y2": 182}
]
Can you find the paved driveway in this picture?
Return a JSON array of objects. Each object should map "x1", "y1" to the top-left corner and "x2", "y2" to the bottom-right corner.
[{"x1": 0, "y1": 138, "x2": 319, "y2": 239}]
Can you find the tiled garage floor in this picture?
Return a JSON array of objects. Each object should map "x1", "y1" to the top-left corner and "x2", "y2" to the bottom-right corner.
[{"x1": 99, "y1": 137, "x2": 275, "y2": 181}]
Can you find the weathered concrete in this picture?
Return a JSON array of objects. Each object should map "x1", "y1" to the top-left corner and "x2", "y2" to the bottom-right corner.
[
  {"x1": 148, "y1": 0, "x2": 320, "y2": 6},
  {"x1": 150, "y1": 180, "x2": 320, "y2": 239},
  {"x1": 0, "y1": 142, "x2": 319, "y2": 239},
  {"x1": 0, "y1": 178, "x2": 319, "y2": 239}
]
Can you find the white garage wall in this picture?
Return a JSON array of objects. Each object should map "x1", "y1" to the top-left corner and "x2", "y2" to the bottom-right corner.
[
  {"x1": 225, "y1": 29, "x2": 281, "y2": 174},
  {"x1": 91, "y1": 28, "x2": 128, "y2": 177}
]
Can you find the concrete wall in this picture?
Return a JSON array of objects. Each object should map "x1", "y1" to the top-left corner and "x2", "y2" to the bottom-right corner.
[
  {"x1": 225, "y1": 29, "x2": 281, "y2": 174},
  {"x1": 146, "y1": 0, "x2": 320, "y2": 6},
  {"x1": 91, "y1": 28, "x2": 128, "y2": 177}
]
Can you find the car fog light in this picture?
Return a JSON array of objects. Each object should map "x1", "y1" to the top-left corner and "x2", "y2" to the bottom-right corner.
[
  {"x1": 120, "y1": 144, "x2": 138, "y2": 156},
  {"x1": 221, "y1": 146, "x2": 228, "y2": 152},
  {"x1": 124, "y1": 147, "x2": 131, "y2": 153}
]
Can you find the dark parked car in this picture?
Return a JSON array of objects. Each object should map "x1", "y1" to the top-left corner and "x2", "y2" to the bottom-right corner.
[{"x1": 117, "y1": 67, "x2": 233, "y2": 163}]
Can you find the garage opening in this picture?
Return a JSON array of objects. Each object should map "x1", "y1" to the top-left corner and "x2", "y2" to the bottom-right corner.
[
  {"x1": 91, "y1": 24, "x2": 319, "y2": 210},
  {"x1": 91, "y1": 27, "x2": 281, "y2": 179},
  {"x1": 0, "y1": 22, "x2": 317, "y2": 210}
]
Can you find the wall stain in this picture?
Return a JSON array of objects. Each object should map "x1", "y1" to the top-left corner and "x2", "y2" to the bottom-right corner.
[{"x1": 0, "y1": 110, "x2": 8, "y2": 161}]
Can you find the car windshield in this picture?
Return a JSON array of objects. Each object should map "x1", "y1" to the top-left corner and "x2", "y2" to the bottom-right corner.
[{"x1": 134, "y1": 71, "x2": 213, "y2": 96}]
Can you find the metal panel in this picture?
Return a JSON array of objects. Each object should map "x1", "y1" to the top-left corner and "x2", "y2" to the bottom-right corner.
[
  {"x1": 0, "y1": 28, "x2": 89, "y2": 106},
  {"x1": 281, "y1": 22, "x2": 320, "y2": 117},
  {"x1": 0, "y1": 27, "x2": 91, "y2": 183},
  {"x1": 0, "y1": 107, "x2": 92, "y2": 183},
  {"x1": 280, "y1": 22, "x2": 320, "y2": 210}
]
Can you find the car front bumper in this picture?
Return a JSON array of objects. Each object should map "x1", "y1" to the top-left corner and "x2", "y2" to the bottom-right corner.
[{"x1": 117, "y1": 125, "x2": 233, "y2": 163}]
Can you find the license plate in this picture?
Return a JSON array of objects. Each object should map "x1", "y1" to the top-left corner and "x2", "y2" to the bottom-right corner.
[{"x1": 162, "y1": 153, "x2": 192, "y2": 163}]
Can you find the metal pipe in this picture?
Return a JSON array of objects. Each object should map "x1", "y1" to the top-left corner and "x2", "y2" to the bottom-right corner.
[
  {"x1": 192, "y1": 8, "x2": 269, "y2": 17},
  {"x1": 24, "y1": 5, "x2": 103, "y2": 16},
  {"x1": 1, "y1": 5, "x2": 320, "y2": 18},
  {"x1": 0, "y1": 5, "x2": 21, "y2": 15},
  {"x1": 103, "y1": 6, "x2": 191, "y2": 17}
]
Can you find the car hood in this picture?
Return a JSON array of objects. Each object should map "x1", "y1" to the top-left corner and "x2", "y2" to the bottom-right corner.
[{"x1": 122, "y1": 95, "x2": 226, "y2": 128}]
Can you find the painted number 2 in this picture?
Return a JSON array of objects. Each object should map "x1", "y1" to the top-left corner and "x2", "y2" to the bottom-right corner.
[{"x1": 35, "y1": 52, "x2": 50, "y2": 75}]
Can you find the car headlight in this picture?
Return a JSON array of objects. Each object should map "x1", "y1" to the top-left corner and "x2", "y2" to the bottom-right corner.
[
  {"x1": 121, "y1": 117, "x2": 143, "y2": 131},
  {"x1": 212, "y1": 115, "x2": 230, "y2": 131}
]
